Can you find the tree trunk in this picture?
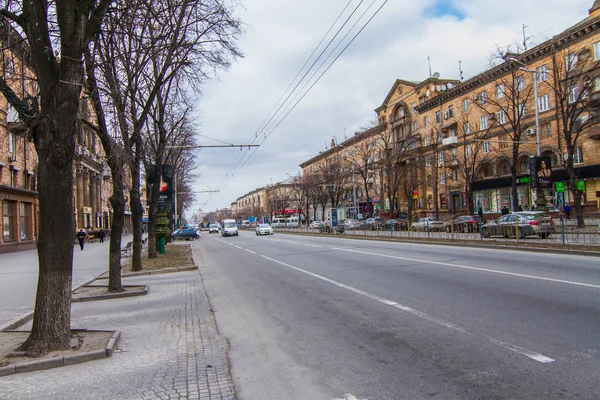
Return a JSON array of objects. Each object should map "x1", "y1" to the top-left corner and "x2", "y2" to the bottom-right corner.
[
  {"x1": 107, "y1": 166, "x2": 125, "y2": 293},
  {"x1": 129, "y1": 149, "x2": 144, "y2": 271},
  {"x1": 21, "y1": 118, "x2": 77, "y2": 354},
  {"x1": 569, "y1": 171, "x2": 586, "y2": 228},
  {"x1": 511, "y1": 145, "x2": 519, "y2": 211}
]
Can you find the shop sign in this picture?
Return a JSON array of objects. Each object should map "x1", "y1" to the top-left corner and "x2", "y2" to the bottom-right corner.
[
  {"x1": 577, "y1": 180, "x2": 585, "y2": 191},
  {"x1": 83, "y1": 207, "x2": 93, "y2": 213},
  {"x1": 555, "y1": 182, "x2": 565, "y2": 193},
  {"x1": 0, "y1": 193, "x2": 12, "y2": 199},
  {"x1": 517, "y1": 176, "x2": 530, "y2": 184}
]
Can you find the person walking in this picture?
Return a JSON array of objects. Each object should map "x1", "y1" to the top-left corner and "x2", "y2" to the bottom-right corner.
[
  {"x1": 564, "y1": 203, "x2": 572, "y2": 219},
  {"x1": 98, "y1": 228, "x2": 106, "y2": 243},
  {"x1": 76, "y1": 229, "x2": 88, "y2": 251}
]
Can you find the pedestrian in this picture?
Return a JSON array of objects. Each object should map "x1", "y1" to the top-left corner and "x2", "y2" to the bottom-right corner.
[
  {"x1": 76, "y1": 229, "x2": 88, "y2": 251},
  {"x1": 501, "y1": 206, "x2": 510, "y2": 215},
  {"x1": 98, "y1": 228, "x2": 106, "y2": 243},
  {"x1": 564, "y1": 203, "x2": 572, "y2": 219}
]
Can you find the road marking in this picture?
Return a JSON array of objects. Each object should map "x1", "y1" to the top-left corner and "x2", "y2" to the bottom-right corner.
[
  {"x1": 305, "y1": 244, "x2": 323, "y2": 248},
  {"x1": 261, "y1": 255, "x2": 554, "y2": 363},
  {"x1": 333, "y1": 247, "x2": 600, "y2": 289},
  {"x1": 245, "y1": 249, "x2": 256, "y2": 254},
  {"x1": 332, "y1": 395, "x2": 362, "y2": 400},
  {"x1": 227, "y1": 243, "x2": 234, "y2": 246},
  {"x1": 235, "y1": 245, "x2": 243, "y2": 249}
]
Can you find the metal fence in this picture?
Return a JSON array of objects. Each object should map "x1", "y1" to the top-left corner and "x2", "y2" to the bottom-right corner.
[{"x1": 271, "y1": 218, "x2": 600, "y2": 246}]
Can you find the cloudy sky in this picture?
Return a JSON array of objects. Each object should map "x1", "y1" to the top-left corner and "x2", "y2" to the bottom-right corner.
[{"x1": 188, "y1": 0, "x2": 593, "y2": 215}]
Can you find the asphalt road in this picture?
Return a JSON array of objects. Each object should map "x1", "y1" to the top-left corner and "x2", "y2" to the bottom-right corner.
[{"x1": 196, "y1": 230, "x2": 600, "y2": 400}]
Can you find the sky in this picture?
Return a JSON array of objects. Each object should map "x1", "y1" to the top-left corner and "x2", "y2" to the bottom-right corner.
[{"x1": 187, "y1": 0, "x2": 594, "y2": 216}]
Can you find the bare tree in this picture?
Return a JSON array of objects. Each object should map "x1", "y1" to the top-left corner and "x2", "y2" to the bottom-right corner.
[
  {"x1": 315, "y1": 154, "x2": 350, "y2": 213},
  {"x1": 0, "y1": 0, "x2": 111, "y2": 355},
  {"x1": 544, "y1": 46, "x2": 600, "y2": 227}
]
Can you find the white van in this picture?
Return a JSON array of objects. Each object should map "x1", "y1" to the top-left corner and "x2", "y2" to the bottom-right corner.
[
  {"x1": 222, "y1": 219, "x2": 238, "y2": 237},
  {"x1": 286, "y1": 217, "x2": 299, "y2": 228},
  {"x1": 272, "y1": 218, "x2": 287, "y2": 228}
]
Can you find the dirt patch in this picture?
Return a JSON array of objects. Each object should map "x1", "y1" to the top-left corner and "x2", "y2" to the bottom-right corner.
[
  {"x1": 0, "y1": 330, "x2": 113, "y2": 367},
  {"x1": 124, "y1": 243, "x2": 193, "y2": 271},
  {"x1": 72, "y1": 285, "x2": 147, "y2": 302}
]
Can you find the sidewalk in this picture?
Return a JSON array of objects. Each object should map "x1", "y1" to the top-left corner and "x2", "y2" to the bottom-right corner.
[{"x1": 0, "y1": 243, "x2": 235, "y2": 400}]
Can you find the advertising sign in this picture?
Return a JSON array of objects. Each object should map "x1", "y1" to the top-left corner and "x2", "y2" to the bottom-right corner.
[
  {"x1": 146, "y1": 165, "x2": 173, "y2": 207},
  {"x1": 529, "y1": 156, "x2": 552, "y2": 189},
  {"x1": 331, "y1": 208, "x2": 338, "y2": 227}
]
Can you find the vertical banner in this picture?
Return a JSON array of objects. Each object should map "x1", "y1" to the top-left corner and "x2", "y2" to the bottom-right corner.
[
  {"x1": 146, "y1": 165, "x2": 173, "y2": 207},
  {"x1": 529, "y1": 156, "x2": 552, "y2": 189}
]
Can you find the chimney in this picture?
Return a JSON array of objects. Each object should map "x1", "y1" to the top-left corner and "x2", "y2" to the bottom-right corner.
[{"x1": 590, "y1": 0, "x2": 600, "y2": 19}]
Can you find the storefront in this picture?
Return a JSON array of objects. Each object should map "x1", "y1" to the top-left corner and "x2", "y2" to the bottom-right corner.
[{"x1": 0, "y1": 187, "x2": 38, "y2": 253}]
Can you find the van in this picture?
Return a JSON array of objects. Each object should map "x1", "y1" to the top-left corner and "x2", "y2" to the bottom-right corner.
[
  {"x1": 222, "y1": 219, "x2": 238, "y2": 237},
  {"x1": 241, "y1": 220, "x2": 250, "y2": 229},
  {"x1": 272, "y1": 218, "x2": 287, "y2": 228},
  {"x1": 286, "y1": 217, "x2": 299, "y2": 228}
]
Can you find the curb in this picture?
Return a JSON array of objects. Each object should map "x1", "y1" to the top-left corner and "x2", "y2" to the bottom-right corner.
[
  {"x1": 71, "y1": 285, "x2": 149, "y2": 302},
  {"x1": 0, "y1": 329, "x2": 121, "y2": 376},
  {"x1": 94, "y1": 265, "x2": 198, "y2": 279},
  {"x1": 279, "y1": 230, "x2": 600, "y2": 258},
  {"x1": 0, "y1": 276, "x2": 100, "y2": 332}
]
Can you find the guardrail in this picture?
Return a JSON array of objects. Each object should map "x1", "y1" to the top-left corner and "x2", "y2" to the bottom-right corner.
[{"x1": 274, "y1": 218, "x2": 600, "y2": 246}]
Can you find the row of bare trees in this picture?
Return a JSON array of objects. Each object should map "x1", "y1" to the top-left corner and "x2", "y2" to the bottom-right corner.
[{"x1": 0, "y1": 0, "x2": 241, "y2": 355}]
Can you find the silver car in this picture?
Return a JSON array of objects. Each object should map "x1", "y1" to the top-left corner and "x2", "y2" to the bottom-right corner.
[
  {"x1": 255, "y1": 223, "x2": 274, "y2": 236},
  {"x1": 481, "y1": 212, "x2": 555, "y2": 239},
  {"x1": 411, "y1": 217, "x2": 445, "y2": 232}
]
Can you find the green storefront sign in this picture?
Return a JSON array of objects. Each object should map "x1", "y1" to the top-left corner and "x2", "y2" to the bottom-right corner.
[
  {"x1": 518, "y1": 176, "x2": 530, "y2": 184},
  {"x1": 577, "y1": 180, "x2": 586, "y2": 191},
  {"x1": 555, "y1": 182, "x2": 565, "y2": 193}
]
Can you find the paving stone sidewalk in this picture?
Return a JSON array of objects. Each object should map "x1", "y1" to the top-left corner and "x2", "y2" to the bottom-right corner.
[{"x1": 0, "y1": 271, "x2": 235, "y2": 400}]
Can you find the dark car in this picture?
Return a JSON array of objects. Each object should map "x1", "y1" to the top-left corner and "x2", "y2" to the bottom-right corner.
[
  {"x1": 481, "y1": 212, "x2": 555, "y2": 239},
  {"x1": 171, "y1": 228, "x2": 200, "y2": 241},
  {"x1": 385, "y1": 219, "x2": 408, "y2": 231},
  {"x1": 320, "y1": 220, "x2": 345, "y2": 233},
  {"x1": 445, "y1": 215, "x2": 484, "y2": 233},
  {"x1": 362, "y1": 217, "x2": 383, "y2": 230}
]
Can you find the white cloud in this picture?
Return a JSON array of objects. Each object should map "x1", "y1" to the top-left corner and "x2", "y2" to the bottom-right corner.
[{"x1": 188, "y1": 0, "x2": 594, "y2": 215}]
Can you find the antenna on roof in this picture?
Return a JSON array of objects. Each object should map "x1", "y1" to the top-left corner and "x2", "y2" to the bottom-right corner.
[
  {"x1": 458, "y1": 60, "x2": 464, "y2": 81},
  {"x1": 428, "y1": 56, "x2": 432, "y2": 77},
  {"x1": 522, "y1": 23, "x2": 530, "y2": 51},
  {"x1": 432, "y1": 72, "x2": 440, "y2": 79}
]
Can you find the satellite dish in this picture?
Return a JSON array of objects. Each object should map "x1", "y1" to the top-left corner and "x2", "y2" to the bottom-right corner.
[
  {"x1": 441, "y1": 84, "x2": 447, "y2": 90},
  {"x1": 432, "y1": 72, "x2": 440, "y2": 79},
  {"x1": 447, "y1": 82, "x2": 454, "y2": 89},
  {"x1": 436, "y1": 85, "x2": 441, "y2": 91},
  {"x1": 426, "y1": 90, "x2": 431, "y2": 97},
  {"x1": 430, "y1": 85, "x2": 435, "y2": 92}
]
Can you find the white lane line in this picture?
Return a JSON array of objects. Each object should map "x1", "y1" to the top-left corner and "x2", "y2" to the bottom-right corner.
[
  {"x1": 261, "y1": 255, "x2": 554, "y2": 363},
  {"x1": 227, "y1": 243, "x2": 234, "y2": 246},
  {"x1": 235, "y1": 245, "x2": 243, "y2": 249},
  {"x1": 333, "y1": 247, "x2": 600, "y2": 289},
  {"x1": 305, "y1": 244, "x2": 324, "y2": 248},
  {"x1": 245, "y1": 249, "x2": 256, "y2": 254}
]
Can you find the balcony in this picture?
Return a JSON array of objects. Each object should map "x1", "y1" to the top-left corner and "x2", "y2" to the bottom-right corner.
[{"x1": 441, "y1": 136, "x2": 459, "y2": 147}]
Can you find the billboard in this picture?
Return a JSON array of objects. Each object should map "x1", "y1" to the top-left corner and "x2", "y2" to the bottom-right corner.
[
  {"x1": 528, "y1": 156, "x2": 552, "y2": 189},
  {"x1": 146, "y1": 165, "x2": 173, "y2": 207}
]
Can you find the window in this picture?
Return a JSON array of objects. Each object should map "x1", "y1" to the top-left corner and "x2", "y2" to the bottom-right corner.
[
  {"x1": 425, "y1": 155, "x2": 432, "y2": 166},
  {"x1": 595, "y1": 42, "x2": 600, "y2": 61},
  {"x1": 447, "y1": 105, "x2": 454, "y2": 118},
  {"x1": 565, "y1": 52, "x2": 578, "y2": 71},
  {"x1": 480, "y1": 115, "x2": 489, "y2": 130},
  {"x1": 438, "y1": 151, "x2": 444, "y2": 165},
  {"x1": 516, "y1": 75, "x2": 525, "y2": 91},
  {"x1": 426, "y1": 174, "x2": 432, "y2": 187},
  {"x1": 478, "y1": 91, "x2": 487, "y2": 104},
  {"x1": 2, "y1": 201, "x2": 14, "y2": 241},
  {"x1": 449, "y1": 128, "x2": 456, "y2": 137},
  {"x1": 10, "y1": 170, "x2": 17, "y2": 187},
  {"x1": 541, "y1": 123, "x2": 552, "y2": 138},
  {"x1": 465, "y1": 144, "x2": 472, "y2": 158},
  {"x1": 8, "y1": 132, "x2": 16, "y2": 153},
  {"x1": 595, "y1": 77, "x2": 600, "y2": 92},
  {"x1": 496, "y1": 84, "x2": 505, "y2": 99},
  {"x1": 425, "y1": 136, "x2": 431, "y2": 146},
  {"x1": 496, "y1": 110, "x2": 506, "y2": 124},
  {"x1": 568, "y1": 84, "x2": 579, "y2": 104},
  {"x1": 573, "y1": 147, "x2": 584, "y2": 164},
  {"x1": 463, "y1": 122, "x2": 470, "y2": 135},
  {"x1": 411, "y1": 121, "x2": 418, "y2": 132},
  {"x1": 424, "y1": 116, "x2": 429, "y2": 127},
  {"x1": 517, "y1": 103, "x2": 527, "y2": 118},
  {"x1": 536, "y1": 65, "x2": 548, "y2": 82},
  {"x1": 499, "y1": 135, "x2": 508, "y2": 149},
  {"x1": 462, "y1": 98, "x2": 469, "y2": 111},
  {"x1": 452, "y1": 170, "x2": 458, "y2": 182},
  {"x1": 411, "y1": 102, "x2": 417, "y2": 113},
  {"x1": 435, "y1": 110, "x2": 442, "y2": 123},
  {"x1": 436, "y1": 131, "x2": 443, "y2": 143},
  {"x1": 482, "y1": 141, "x2": 491, "y2": 154},
  {"x1": 451, "y1": 148, "x2": 457, "y2": 161},
  {"x1": 519, "y1": 157, "x2": 529, "y2": 172},
  {"x1": 19, "y1": 203, "x2": 30, "y2": 240},
  {"x1": 538, "y1": 94, "x2": 550, "y2": 112},
  {"x1": 440, "y1": 172, "x2": 446, "y2": 185}
]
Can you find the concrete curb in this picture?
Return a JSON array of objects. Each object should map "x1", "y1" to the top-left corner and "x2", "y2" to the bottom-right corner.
[
  {"x1": 0, "y1": 329, "x2": 121, "y2": 376},
  {"x1": 71, "y1": 285, "x2": 149, "y2": 303},
  {"x1": 95, "y1": 265, "x2": 198, "y2": 279},
  {"x1": 0, "y1": 276, "x2": 100, "y2": 332},
  {"x1": 280, "y1": 230, "x2": 600, "y2": 258}
]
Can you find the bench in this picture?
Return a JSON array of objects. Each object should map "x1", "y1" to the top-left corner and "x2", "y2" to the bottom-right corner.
[{"x1": 121, "y1": 241, "x2": 132, "y2": 257}]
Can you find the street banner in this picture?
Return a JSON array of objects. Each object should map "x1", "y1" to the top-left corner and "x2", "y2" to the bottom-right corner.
[
  {"x1": 146, "y1": 164, "x2": 173, "y2": 207},
  {"x1": 529, "y1": 156, "x2": 552, "y2": 189}
]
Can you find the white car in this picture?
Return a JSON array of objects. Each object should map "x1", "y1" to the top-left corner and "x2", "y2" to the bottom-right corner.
[
  {"x1": 208, "y1": 224, "x2": 219, "y2": 233},
  {"x1": 255, "y1": 223, "x2": 274, "y2": 236}
]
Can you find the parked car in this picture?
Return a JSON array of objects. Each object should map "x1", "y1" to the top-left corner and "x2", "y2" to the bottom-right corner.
[
  {"x1": 272, "y1": 218, "x2": 287, "y2": 228},
  {"x1": 385, "y1": 219, "x2": 408, "y2": 231},
  {"x1": 255, "y1": 223, "x2": 274, "y2": 236},
  {"x1": 171, "y1": 228, "x2": 200, "y2": 241},
  {"x1": 344, "y1": 219, "x2": 361, "y2": 230},
  {"x1": 309, "y1": 221, "x2": 323, "y2": 229},
  {"x1": 320, "y1": 220, "x2": 345, "y2": 233},
  {"x1": 208, "y1": 224, "x2": 219, "y2": 234},
  {"x1": 362, "y1": 217, "x2": 383, "y2": 230},
  {"x1": 481, "y1": 212, "x2": 555, "y2": 239},
  {"x1": 411, "y1": 217, "x2": 445, "y2": 232},
  {"x1": 445, "y1": 215, "x2": 484, "y2": 233}
]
